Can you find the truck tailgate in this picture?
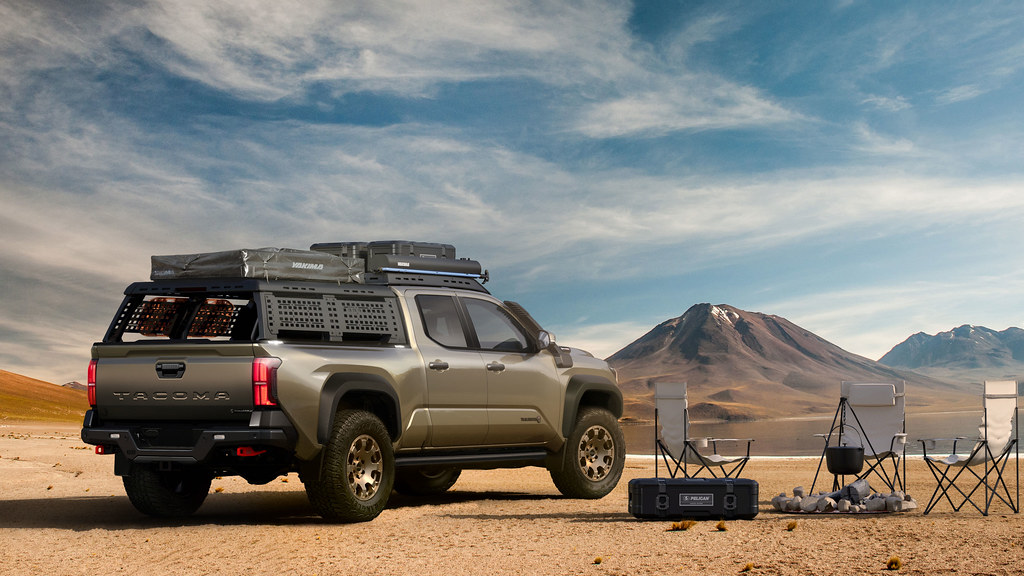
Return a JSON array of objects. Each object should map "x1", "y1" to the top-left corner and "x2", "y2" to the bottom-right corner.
[{"x1": 93, "y1": 343, "x2": 257, "y2": 422}]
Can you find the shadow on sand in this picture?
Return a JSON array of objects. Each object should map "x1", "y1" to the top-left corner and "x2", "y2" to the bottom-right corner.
[{"x1": 1, "y1": 488, "x2": 583, "y2": 530}]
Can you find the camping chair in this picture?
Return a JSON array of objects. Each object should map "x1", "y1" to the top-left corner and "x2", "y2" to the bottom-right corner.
[
  {"x1": 811, "y1": 381, "x2": 907, "y2": 494},
  {"x1": 654, "y1": 381, "x2": 752, "y2": 478},
  {"x1": 920, "y1": 380, "x2": 1019, "y2": 516}
]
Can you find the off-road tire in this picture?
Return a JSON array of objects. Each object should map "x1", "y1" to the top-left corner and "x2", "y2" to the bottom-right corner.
[
  {"x1": 304, "y1": 409, "x2": 394, "y2": 522},
  {"x1": 393, "y1": 467, "x2": 461, "y2": 496},
  {"x1": 549, "y1": 406, "x2": 625, "y2": 499},
  {"x1": 122, "y1": 463, "x2": 212, "y2": 517}
]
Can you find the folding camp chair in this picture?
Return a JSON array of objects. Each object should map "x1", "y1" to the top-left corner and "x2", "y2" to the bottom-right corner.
[
  {"x1": 920, "y1": 380, "x2": 1019, "y2": 516},
  {"x1": 811, "y1": 381, "x2": 907, "y2": 494},
  {"x1": 654, "y1": 381, "x2": 752, "y2": 478}
]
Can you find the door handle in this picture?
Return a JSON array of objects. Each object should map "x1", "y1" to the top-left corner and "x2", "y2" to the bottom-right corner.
[
  {"x1": 155, "y1": 361, "x2": 186, "y2": 379},
  {"x1": 486, "y1": 362, "x2": 505, "y2": 372},
  {"x1": 428, "y1": 360, "x2": 450, "y2": 371}
]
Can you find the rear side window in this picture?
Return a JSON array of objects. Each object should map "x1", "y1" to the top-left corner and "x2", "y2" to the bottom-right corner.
[{"x1": 417, "y1": 295, "x2": 468, "y2": 348}]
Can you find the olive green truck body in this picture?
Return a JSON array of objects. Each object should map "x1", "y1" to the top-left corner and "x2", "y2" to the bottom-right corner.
[{"x1": 82, "y1": 244, "x2": 624, "y2": 522}]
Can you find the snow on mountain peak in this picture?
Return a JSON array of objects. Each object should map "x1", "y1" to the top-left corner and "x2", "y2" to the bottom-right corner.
[{"x1": 710, "y1": 305, "x2": 738, "y2": 326}]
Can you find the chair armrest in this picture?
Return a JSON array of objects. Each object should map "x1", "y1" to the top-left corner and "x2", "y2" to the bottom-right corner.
[{"x1": 919, "y1": 437, "x2": 976, "y2": 453}]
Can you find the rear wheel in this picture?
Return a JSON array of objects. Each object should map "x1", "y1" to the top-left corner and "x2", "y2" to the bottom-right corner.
[
  {"x1": 549, "y1": 406, "x2": 625, "y2": 499},
  {"x1": 122, "y1": 463, "x2": 212, "y2": 518},
  {"x1": 304, "y1": 409, "x2": 394, "y2": 522},
  {"x1": 393, "y1": 467, "x2": 461, "y2": 496}
]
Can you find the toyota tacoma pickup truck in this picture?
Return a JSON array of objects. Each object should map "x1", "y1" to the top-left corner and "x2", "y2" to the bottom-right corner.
[{"x1": 81, "y1": 241, "x2": 624, "y2": 522}]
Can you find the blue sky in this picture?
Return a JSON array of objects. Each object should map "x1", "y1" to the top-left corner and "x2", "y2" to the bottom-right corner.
[{"x1": 2, "y1": 1, "x2": 1024, "y2": 384}]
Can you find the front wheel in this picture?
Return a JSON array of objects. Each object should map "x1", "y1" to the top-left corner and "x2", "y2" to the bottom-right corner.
[
  {"x1": 549, "y1": 407, "x2": 625, "y2": 499},
  {"x1": 304, "y1": 409, "x2": 394, "y2": 522},
  {"x1": 122, "y1": 463, "x2": 212, "y2": 518}
]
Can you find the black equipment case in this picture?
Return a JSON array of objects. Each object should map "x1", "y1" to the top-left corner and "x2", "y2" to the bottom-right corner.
[{"x1": 628, "y1": 477, "x2": 759, "y2": 520}]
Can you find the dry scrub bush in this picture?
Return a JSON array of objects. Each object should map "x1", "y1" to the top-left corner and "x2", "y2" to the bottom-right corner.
[{"x1": 667, "y1": 520, "x2": 697, "y2": 531}]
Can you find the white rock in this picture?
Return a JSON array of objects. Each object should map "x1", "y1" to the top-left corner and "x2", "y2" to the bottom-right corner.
[
  {"x1": 846, "y1": 479, "x2": 872, "y2": 503},
  {"x1": 801, "y1": 496, "x2": 820, "y2": 513},
  {"x1": 865, "y1": 497, "x2": 887, "y2": 512},
  {"x1": 787, "y1": 496, "x2": 802, "y2": 511},
  {"x1": 817, "y1": 497, "x2": 837, "y2": 513},
  {"x1": 793, "y1": 486, "x2": 807, "y2": 498},
  {"x1": 886, "y1": 497, "x2": 903, "y2": 512},
  {"x1": 837, "y1": 499, "x2": 851, "y2": 512}
]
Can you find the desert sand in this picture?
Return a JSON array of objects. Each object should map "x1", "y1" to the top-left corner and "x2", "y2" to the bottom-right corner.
[{"x1": 2, "y1": 422, "x2": 1022, "y2": 576}]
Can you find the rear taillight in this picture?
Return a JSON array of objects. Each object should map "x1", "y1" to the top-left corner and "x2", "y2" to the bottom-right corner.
[
  {"x1": 252, "y1": 357, "x2": 281, "y2": 407},
  {"x1": 87, "y1": 359, "x2": 98, "y2": 407}
]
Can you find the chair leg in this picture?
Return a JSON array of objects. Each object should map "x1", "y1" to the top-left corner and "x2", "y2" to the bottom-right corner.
[
  {"x1": 857, "y1": 454, "x2": 901, "y2": 493},
  {"x1": 981, "y1": 443, "x2": 1019, "y2": 514},
  {"x1": 923, "y1": 458, "x2": 981, "y2": 514},
  {"x1": 922, "y1": 443, "x2": 1013, "y2": 516},
  {"x1": 656, "y1": 439, "x2": 686, "y2": 479}
]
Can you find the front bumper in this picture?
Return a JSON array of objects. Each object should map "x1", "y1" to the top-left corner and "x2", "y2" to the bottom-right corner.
[{"x1": 80, "y1": 409, "x2": 296, "y2": 465}]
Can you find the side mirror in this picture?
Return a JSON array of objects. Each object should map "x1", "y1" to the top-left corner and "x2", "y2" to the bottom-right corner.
[
  {"x1": 537, "y1": 330, "x2": 552, "y2": 349},
  {"x1": 539, "y1": 330, "x2": 573, "y2": 369}
]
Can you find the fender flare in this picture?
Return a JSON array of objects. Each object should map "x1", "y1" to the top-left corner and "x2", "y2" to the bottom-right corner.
[
  {"x1": 318, "y1": 373, "x2": 402, "y2": 444},
  {"x1": 561, "y1": 374, "x2": 624, "y2": 438}
]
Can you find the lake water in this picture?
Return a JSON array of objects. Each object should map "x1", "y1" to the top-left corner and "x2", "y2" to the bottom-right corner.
[{"x1": 622, "y1": 410, "x2": 990, "y2": 456}]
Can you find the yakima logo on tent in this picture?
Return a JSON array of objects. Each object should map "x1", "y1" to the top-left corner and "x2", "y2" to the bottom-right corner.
[{"x1": 291, "y1": 262, "x2": 324, "y2": 270}]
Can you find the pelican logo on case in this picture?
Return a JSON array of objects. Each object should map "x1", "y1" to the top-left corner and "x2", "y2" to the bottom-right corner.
[{"x1": 680, "y1": 493, "x2": 714, "y2": 507}]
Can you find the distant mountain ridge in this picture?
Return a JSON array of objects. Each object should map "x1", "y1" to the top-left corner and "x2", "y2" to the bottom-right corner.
[
  {"x1": 879, "y1": 325, "x2": 1024, "y2": 380},
  {"x1": 607, "y1": 303, "x2": 967, "y2": 421}
]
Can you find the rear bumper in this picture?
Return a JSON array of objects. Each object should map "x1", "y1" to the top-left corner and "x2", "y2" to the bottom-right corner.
[{"x1": 81, "y1": 409, "x2": 296, "y2": 465}]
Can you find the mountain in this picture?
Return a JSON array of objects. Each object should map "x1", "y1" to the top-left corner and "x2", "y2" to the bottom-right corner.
[
  {"x1": 0, "y1": 370, "x2": 89, "y2": 423},
  {"x1": 607, "y1": 303, "x2": 967, "y2": 421},
  {"x1": 879, "y1": 325, "x2": 1024, "y2": 381}
]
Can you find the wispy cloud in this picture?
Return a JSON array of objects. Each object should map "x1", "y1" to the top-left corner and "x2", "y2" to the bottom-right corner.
[
  {"x1": 761, "y1": 271, "x2": 1024, "y2": 360},
  {"x1": 935, "y1": 84, "x2": 985, "y2": 105},
  {"x1": 851, "y1": 122, "x2": 921, "y2": 157},
  {"x1": 570, "y1": 79, "x2": 802, "y2": 138},
  {"x1": 552, "y1": 320, "x2": 657, "y2": 360},
  {"x1": 861, "y1": 95, "x2": 912, "y2": 112},
  {"x1": 122, "y1": 0, "x2": 638, "y2": 100}
]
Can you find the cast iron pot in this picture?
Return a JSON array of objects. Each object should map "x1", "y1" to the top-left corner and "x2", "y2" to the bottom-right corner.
[{"x1": 825, "y1": 445, "x2": 864, "y2": 475}]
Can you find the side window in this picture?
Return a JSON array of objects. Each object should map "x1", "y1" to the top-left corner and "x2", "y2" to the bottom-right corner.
[
  {"x1": 416, "y1": 295, "x2": 468, "y2": 348},
  {"x1": 463, "y1": 298, "x2": 530, "y2": 353}
]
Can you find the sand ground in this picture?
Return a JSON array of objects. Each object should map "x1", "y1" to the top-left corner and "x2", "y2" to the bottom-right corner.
[{"x1": 2, "y1": 422, "x2": 1022, "y2": 576}]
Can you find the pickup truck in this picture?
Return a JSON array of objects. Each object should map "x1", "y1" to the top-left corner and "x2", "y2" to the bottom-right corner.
[{"x1": 81, "y1": 243, "x2": 624, "y2": 522}]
